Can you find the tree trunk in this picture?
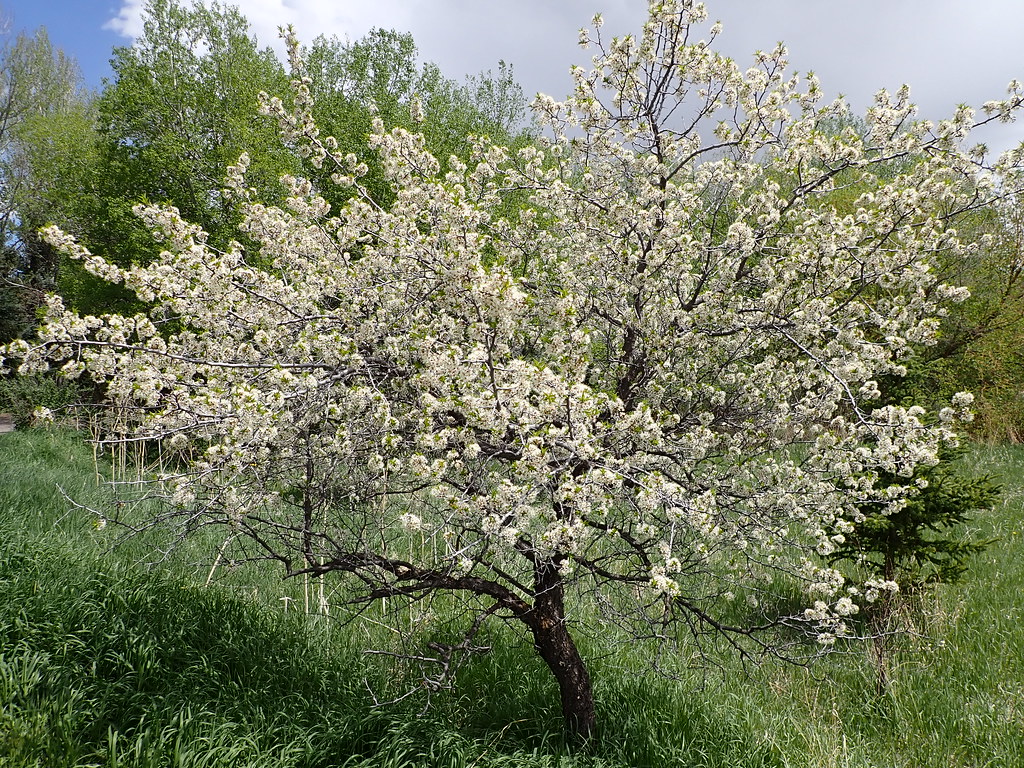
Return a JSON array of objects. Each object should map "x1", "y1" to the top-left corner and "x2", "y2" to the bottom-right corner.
[{"x1": 528, "y1": 560, "x2": 596, "y2": 740}]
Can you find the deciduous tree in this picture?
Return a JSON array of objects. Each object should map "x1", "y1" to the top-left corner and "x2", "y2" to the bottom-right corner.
[
  {"x1": 5, "y1": 1, "x2": 1023, "y2": 739},
  {"x1": 0, "y1": 24, "x2": 84, "y2": 341}
]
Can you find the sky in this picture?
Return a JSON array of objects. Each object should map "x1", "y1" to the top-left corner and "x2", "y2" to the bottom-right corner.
[{"x1": 3, "y1": 0, "x2": 1024, "y2": 154}]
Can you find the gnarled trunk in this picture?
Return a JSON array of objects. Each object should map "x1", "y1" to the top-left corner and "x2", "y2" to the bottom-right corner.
[{"x1": 527, "y1": 560, "x2": 596, "y2": 739}]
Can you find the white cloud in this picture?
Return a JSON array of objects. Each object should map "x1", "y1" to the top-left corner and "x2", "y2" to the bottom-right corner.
[{"x1": 103, "y1": 0, "x2": 146, "y2": 38}]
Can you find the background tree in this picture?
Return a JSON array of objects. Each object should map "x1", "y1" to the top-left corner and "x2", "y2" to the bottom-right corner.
[
  {"x1": 53, "y1": 0, "x2": 295, "y2": 315},
  {"x1": 304, "y1": 28, "x2": 528, "y2": 209},
  {"x1": 0, "y1": 24, "x2": 84, "y2": 342},
  {"x1": 6, "y1": 1, "x2": 1024, "y2": 741},
  {"x1": 917, "y1": 197, "x2": 1024, "y2": 441},
  {"x1": 14, "y1": 0, "x2": 528, "y2": 319}
]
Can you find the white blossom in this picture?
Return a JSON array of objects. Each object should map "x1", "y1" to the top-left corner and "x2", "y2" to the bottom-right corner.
[{"x1": 3, "y1": 1, "x2": 1018, "y2": 710}]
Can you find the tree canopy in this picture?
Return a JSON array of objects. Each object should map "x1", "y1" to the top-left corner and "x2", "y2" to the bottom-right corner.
[
  {"x1": 14, "y1": 0, "x2": 528, "y2": 319},
  {"x1": 0, "y1": 24, "x2": 85, "y2": 341}
]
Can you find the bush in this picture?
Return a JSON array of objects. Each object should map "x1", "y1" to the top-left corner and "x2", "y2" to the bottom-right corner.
[{"x1": 0, "y1": 371, "x2": 87, "y2": 428}]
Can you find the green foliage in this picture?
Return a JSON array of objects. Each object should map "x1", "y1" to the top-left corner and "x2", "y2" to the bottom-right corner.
[
  {"x1": 0, "y1": 23, "x2": 83, "y2": 233},
  {"x1": 62, "y1": 0, "x2": 295, "y2": 315},
  {"x1": 304, "y1": 28, "x2": 529, "y2": 209},
  {"x1": 0, "y1": 25, "x2": 86, "y2": 342},
  {"x1": 0, "y1": 371, "x2": 84, "y2": 428},
  {"x1": 3, "y1": 430, "x2": 1024, "y2": 766},
  {"x1": 0, "y1": 279, "x2": 36, "y2": 343},
  {"x1": 8, "y1": 0, "x2": 530, "y2": 321},
  {"x1": 933, "y1": 203, "x2": 1024, "y2": 442},
  {"x1": 97, "y1": 0, "x2": 294, "y2": 227},
  {"x1": 8, "y1": 99, "x2": 106, "y2": 316},
  {"x1": 828, "y1": 446, "x2": 999, "y2": 590}
]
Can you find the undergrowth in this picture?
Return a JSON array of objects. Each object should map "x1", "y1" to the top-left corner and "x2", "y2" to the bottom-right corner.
[{"x1": 0, "y1": 428, "x2": 1021, "y2": 767}]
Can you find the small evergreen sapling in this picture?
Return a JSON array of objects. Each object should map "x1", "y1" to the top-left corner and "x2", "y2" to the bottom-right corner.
[
  {"x1": 827, "y1": 443, "x2": 999, "y2": 692},
  {"x1": 831, "y1": 446, "x2": 998, "y2": 589}
]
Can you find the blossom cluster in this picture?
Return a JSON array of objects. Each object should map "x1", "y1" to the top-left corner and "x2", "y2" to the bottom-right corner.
[{"x1": 4, "y1": 0, "x2": 1021, "y2": 650}]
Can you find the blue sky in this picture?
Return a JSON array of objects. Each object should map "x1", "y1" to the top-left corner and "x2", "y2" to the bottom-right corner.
[
  {"x1": 2, "y1": 1, "x2": 124, "y2": 88},
  {"x1": 4, "y1": 0, "x2": 1024, "y2": 155}
]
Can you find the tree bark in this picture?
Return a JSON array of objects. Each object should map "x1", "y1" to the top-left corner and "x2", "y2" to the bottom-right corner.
[{"x1": 527, "y1": 559, "x2": 596, "y2": 740}]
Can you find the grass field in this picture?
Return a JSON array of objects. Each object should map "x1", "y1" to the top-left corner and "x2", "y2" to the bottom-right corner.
[{"x1": 0, "y1": 428, "x2": 1021, "y2": 767}]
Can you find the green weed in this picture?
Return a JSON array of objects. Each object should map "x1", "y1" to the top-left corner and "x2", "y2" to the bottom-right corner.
[{"x1": 0, "y1": 430, "x2": 1021, "y2": 767}]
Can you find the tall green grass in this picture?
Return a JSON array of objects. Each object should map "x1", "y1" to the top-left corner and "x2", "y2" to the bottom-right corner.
[{"x1": 1, "y1": 429, "x2": 1021, "y2": 767}]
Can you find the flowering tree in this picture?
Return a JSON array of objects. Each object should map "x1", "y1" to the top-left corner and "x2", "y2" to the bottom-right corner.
[{"x1": 4, "y1": 1, "x2": 1023, "y2": 738}]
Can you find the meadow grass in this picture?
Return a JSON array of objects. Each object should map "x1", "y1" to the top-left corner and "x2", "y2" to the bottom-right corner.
[{"x1": 0, "y1": 428, "x2": 1021, "y2": 767}]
